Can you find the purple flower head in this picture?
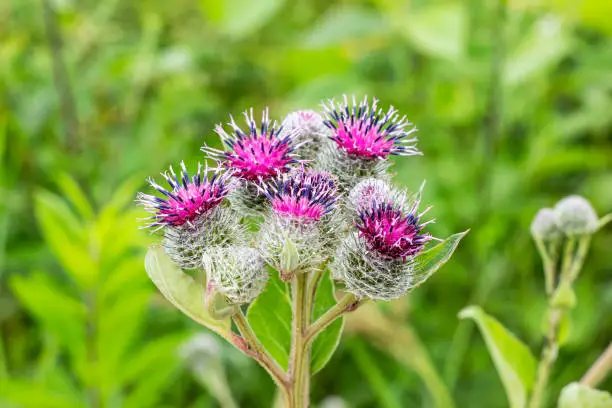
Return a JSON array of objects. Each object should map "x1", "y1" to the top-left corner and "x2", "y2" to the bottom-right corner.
[
  {"x1": 356, "y1": 196, "x2": 432, "y2": 261},
  {"x1": 203, "y1": 108, "x2": 299, "y2": 182},
  {"x1": 322, "y1": 95, "x2": 420, "y2": 160},
  {"x1": 263, "y1": 167, "x2": 339, "y2": 223},
  {"x1": 137, "y1": 162, "x2": 234, "y2": 229}
]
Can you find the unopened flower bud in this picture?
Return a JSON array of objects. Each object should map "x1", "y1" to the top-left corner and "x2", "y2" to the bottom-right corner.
[
  {"x1": 260, "y1": 219, "x2": 328, "y2": 279},
  {"x1": 530, "y1": 208, "x2": 561, "y2": 240},
  {"x1": 281, "y1": 110, "x2": 329, "y2": 160},
  {"x1": 203, "y1": 246, "x2": 268, "y2": 305},
  {"x1": 179, "y1": 333, "x2": 222, "y2": 371},
  {"x1": 315, "y1": 143, "x2": 391, "y2": 193},
  {"x1": 280, "y1": 239, "x2": 300, "y2": 277},
  {"x1": 348, "y1": 178, "x2": 403, "y2": 213},
  {"x1": 554, "y1": 195, "x2": 598, "y2": 236},
  {"x1": 227, "y1": 181, "x2": 269, "y2": 217}
]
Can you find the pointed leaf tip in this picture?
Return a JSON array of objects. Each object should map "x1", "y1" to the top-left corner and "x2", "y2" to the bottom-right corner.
[
  {"x1": 459, "y1": 305, "x2": 537, "y2": 408},
  {"x1": 145, "y1": 245, "x2": 231, "y2": 338},
  {"x1": 411, "y1": 230, "x2": 468, "y2": 286}
]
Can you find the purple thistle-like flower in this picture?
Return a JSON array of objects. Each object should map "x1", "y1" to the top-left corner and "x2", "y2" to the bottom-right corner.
[
  {"x1": 137, "y1": 162, "x2": 234, "y2": 229},
  {"x1": 322, "y1": 95, "x2": 420, "y2": 160},
  {"x1": 263, "y1": 167, "x2": 339, "y2": 223},
  {"x1": 203, "y1": 108, "x2": 300, "y2": 182},
  {"x1": 355, "y1": 198, "x2": 432, "y2": 261}
]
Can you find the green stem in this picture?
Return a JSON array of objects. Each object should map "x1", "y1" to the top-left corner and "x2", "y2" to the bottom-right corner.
[
  {"x1": 289, "y1": 274, "x2": 309, "y2": 408},
  {"x1": 85, "y1": 292, "x2": 100, "y2": 408},
  {"x1": 0, "y1": 327, "x2": 7, "y2": 380},
  {"x1": 568, "y1": 236, "x2": 591, "y2": 283},
  {"x1": 300, "y1": 269, "x2": 323, "y2": 406},
  {"x1": 304, "y1": 293, "x2": 360, "y2": 346},
  {"x1": 581, "y1": 342, "x2": 612, "y2": 388},
  {"x1": 528, "y1": 307, "x2": 562, "y2": 408},
  {"x1": 529, "y1": 238, "x2": 577, "y2": 408},
  {"x1": 534, "y1": 238, "x2": 554, "y2": 296},
  {"x1": 559, "y1": 237, "x2": 575, "y2": 283},
  {"x1": 232, "y1": 309, "x2": 289, "y2": 394}
]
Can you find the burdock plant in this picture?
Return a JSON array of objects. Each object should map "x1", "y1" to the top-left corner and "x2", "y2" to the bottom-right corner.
[{"x1": 138, "y1": 96, "x2": 467, "y2": 407}]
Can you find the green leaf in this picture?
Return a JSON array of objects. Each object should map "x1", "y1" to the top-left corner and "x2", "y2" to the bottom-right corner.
[
  {"x1": 347, "y1": 304, "x2": 456, "y2": 408},
  {"x1": 247, "y1": 272, "x2": 292, "y2": 370},
  {"x1": 349, "y1": 338, "x2": 402, "y2": 408},
  {"x1": 558, "y1": 382, "x2": 612, "y2": 408},
  {"x1": 144, "y1": 245, "x2": 231, "y2": 339},
  {"x1": 302, "y1": 6, "x2": 389, "y2": 49},
  {"x1": 247, "y1": 270, "x2": 345, "y2": 373},
  {"x1": 9, "y1": 272, "x2": 86, "y2": 362},
  {"x1": 34, "y1": 190, "x2": 98, "y2": 289},
  {"x1": 98, "y1": 289, "x2": 151, "y2": 387},
  {"x1": 503, "y1": 18, "x2": 571, "y2": 87},
  {"x1": 398, "y1": 3, "x2": 467, "y2": 61},
  {"x1": 121, "y1": 335, "x2": 185, "y2": 408},
  {"x1": 459, "y1": 306, "x2": 537, "y2": 408},
  {"x1": 54, "y1": 173, "x2": 94, "y2": 221},
  {"x1": 311, "y1": 270, "x2": 344, "y2": 373},
  {"x1": 199, "y1": 0, "x2": 286, "y2": 40},
  {"x1": 411, "y1": 230, "x2": 468, "y2": 288},
  {"x1": 0, "y1": 379, "x2": 83, "y2": 408}
]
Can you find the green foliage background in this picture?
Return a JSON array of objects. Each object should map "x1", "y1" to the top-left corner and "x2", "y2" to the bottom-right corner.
[{"x1": 1, "y1": 0, "x2": 611, "y2": 406}]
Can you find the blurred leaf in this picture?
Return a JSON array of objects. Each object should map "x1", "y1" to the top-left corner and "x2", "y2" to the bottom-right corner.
[
  {"x1": 0, "y1": 379, "x2": 83, "y2": 408},
  {"x1": 345, "y1": 304, "x2": 456, "y2": 408},
  {"x1": 276, "y1": 49, "x2": 350, "y2": 83},
  {"x1": 349, "y1": 338, "x2": 402, "y2": 408},
  {"x1": 54, "y1": 173, "x2": 94, "y2": 221},
  {"x1": 98, "y1": 289, "x2": 150, "y2": 389},
  {"x1": 558, "y1": 382, "x2": 612, "y2": 408},
  {"x1": 34, "y1": 190, "x2": 97, "y2": 289},
  {"x1": 411, "y1": 230, "x2": 469, "y2": 287},
  {"x1": 504, "y1": 18, "x2": 571, "y2": 87},
  {"x1": 100, "y1": 255, "x2": 146, "y2": 300},
  {"x1": 311, "y1": 270, "x2": 344, "y2": 374},
  {"x1": 144, "y1": 245, "x2": 232, "y2": 338},
  {"x1": 121, "y1": 335, "x2": 185, "y2": 408},
  {"x1": 302, "y1": 6, "x2": 389, "y2": 49},
  {"x1": 102, "y1": 175, "x2": 146, "y2": 217},
  {"x1": 199, "y1": 0, "x2": 286, "y2": 39},
  {"x1": 9, "y1": 272, "x2": 86, "y2": 360},
  {"x1": 0, "y1": 119, "x2": 6, "y2": 169},
  {"x1": 459, "y1": 306, "x2": 537, "y2": 408},
  {"x1": 398, "y1": 3, "x2": 467, "y2": 61},
  {"x1": 120, "y1": 334, "x2": 185, "y2": 385},
  {"x1": 180, "y1": 333, "x2": 239, "y2": 408},
  {"x1": 247, "y1": 272, "x2": 292, "y2": 370},
  {"x1": 284, "y1": 74, "x2": 368, "y2": 111}
]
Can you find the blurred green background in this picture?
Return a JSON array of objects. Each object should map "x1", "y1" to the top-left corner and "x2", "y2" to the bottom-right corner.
[{"x1": 1, "y1": 0, "x2": 611, "y2": 407}]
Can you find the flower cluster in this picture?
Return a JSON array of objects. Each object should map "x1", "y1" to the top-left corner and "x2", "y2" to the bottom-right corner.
[{"x1": 138, "y1": 96, "x2": 446, "y2": 305}]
